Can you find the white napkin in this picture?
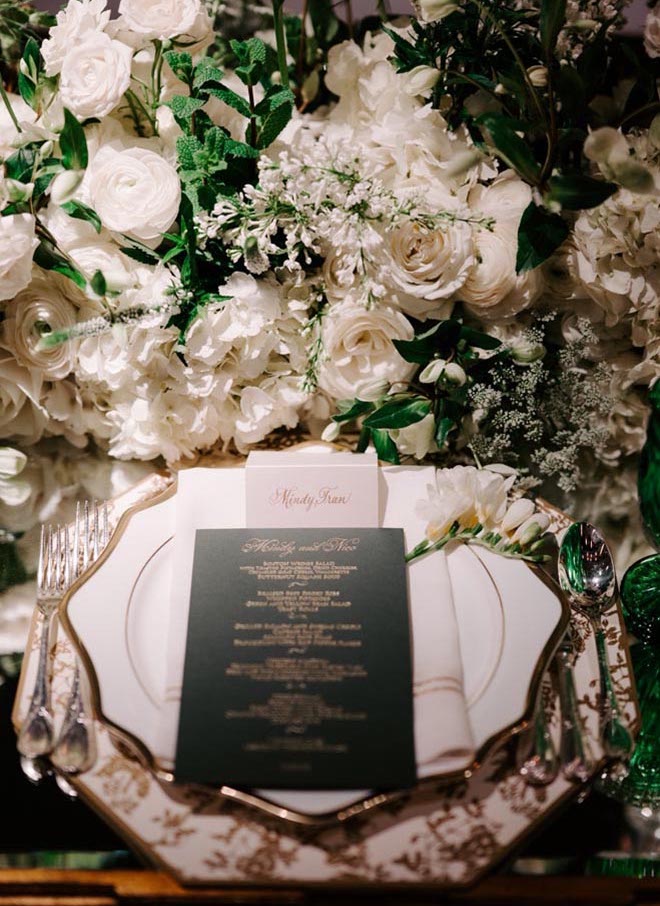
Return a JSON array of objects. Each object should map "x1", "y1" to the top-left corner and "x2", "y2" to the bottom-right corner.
[
  {"x1": 155, "y1": 463, "x2": 475, "y2": 776},
  {"x1": 379, "y1": 466, "x2": 475, "y2": 774}
]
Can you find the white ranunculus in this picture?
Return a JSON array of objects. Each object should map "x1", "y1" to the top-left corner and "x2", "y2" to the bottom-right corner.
[
  {"x1": 460, "y1": 230, "x2": 517, "y2": 312},
  {"x1": 644, "y1": 5, "x2": 660, "y2": 58},
  {"x1": 59, "y1": 32, "x2": 133, "y2": 120},
  {"x1": 87, "y1": 145, "x2": 181, "y2": 243},
  {"x1": 317, "y1": 300, "x2": 414, "y2": 401},
  {"x1": 118, "y1": 0, "x2": 202, "y2": 40},
  {"x1": 386, "y1": 219, "x2": 475, "y2": 319},
  {"x1": 68, "y1": 241, "x2": 137, "y2": 293},
  {"x1": 39, "y1": 202, "x2": 99, "y2": 252},
  {"x1": 3, "y1": 273, "x2": 80, "y2": 380},
  {"x1": 0, "y1": 214, "x2": 38, "y2": 303},
  {"x1": 41, "y1": 0, "x2": 111, "y2": 76}
]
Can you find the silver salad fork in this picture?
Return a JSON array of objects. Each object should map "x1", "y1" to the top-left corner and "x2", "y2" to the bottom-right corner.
[
  {"x1": 17, "y1": 523, "x2": 70, "y2": 759},
  {"x1": 51, "y1": 501, "x2": 109, "y2": 775}
]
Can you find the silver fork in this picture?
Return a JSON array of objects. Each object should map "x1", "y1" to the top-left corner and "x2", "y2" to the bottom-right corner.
[
  {"x1": 51, "y1": 501, "x2": 109, "y2": 775},
  {"x1": 17, "y1": 523, "x2": 71, "y2": 758}
]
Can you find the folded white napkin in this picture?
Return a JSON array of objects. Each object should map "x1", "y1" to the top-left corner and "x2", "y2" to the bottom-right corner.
[
  {"x1": 155, "y1": 462, "x2": 475, "y2": 777},
  {"x1": 379, "y1": 466, "x2": 475, "y2": 774}
]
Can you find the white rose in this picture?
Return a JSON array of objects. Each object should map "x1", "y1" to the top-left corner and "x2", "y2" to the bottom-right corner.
[
  {"x1": 386, "y1": 219, "x2": 474, "y2": 319},
  {"x1": 0, "y1": 214, "x2": 38, "y2": 302},
  {"x1": 0, "y1": 94, "x2": 35, "y2": 159},
  {"x1": 644, "y1": 5, "x2": 660, "y2": 58},
  {"x1": 3, "y1": 273, "x2": 80, "y2": 379},
  {"x1": 87, "y1": 145, "x2": 181, "y2": 243},
  {"x1": 118, "y1": 0, "x2": 202, "y2": 40},
  {"x1": 414, "y1": 0, "x2": 461, "y2": 23},
  {"x1": 41, "y1": 0, "x2": 111, "y2": 76},
  {"x1": 60, "y1": 32, "x2": 133, "y2": 120},
  {"x1": 317, "y1": 300, "x2": 414, "y2": 401}
]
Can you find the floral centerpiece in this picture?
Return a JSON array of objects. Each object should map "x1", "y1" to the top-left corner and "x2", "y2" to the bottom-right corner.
[{"x1": 0, "y1": 0, "x2": 659, "y2": 642}]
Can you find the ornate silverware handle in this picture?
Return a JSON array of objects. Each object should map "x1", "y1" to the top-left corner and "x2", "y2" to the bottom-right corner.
[
  {"x1": 556, "y1": 645, "x2": 592, "y2": 782},
  {"x1": 17, "y1": 611, "x2": 55, "y2": 758},
  {"x1": 592, "y1": 620, "x2": 634, "y2": 759}
]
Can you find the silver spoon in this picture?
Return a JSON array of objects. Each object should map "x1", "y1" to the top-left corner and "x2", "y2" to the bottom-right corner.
[{"x1": 558, "y1": 523, "x2": 634, "y2": 759}]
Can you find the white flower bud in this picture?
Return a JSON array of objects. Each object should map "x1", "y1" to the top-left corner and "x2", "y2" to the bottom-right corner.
[
  {"x1": 321, "y1": 421, "x2": 341, "y2": 443},
  {"x1": 511, "y1": 339, "x2": 546, "y2": 364},
  {"x1": 403, "y1": 65, "x2": 440, "y2": 97},
  {"x1": 612, "y1": 159, "x2": 655, "y2": 194},
  {"x1": 355, "y1": 378, "x2": 390, "y2": 402},
  {"x1": 419, "y1": 359, "x2": 447, "y2": 383},
  {"x1": 49, "y1": 169, "x2": 84, "y2": 205},
  {"x1": 443, "y1": 363, "x2": 467, "y2": 386},
  {"x1": 494, "y1": 83, "x2": 507, "y2": 95},
  {"x1": 4, "y1": 179, "x2": 34, "y2": 203},
  {"x1": 501, "y1": 497, "x2": 535, "y2": 533},
  {"x1": 583, "y1": 127, "x2": 627, "y2": 164},
  {"x1": 527, "y1": 65, "x2": 548, "y2": 88},
  {"x1": 514, "y1": 513, "x2": 550, "y2": 545},
  {"x1": 0, "y1": 447, "x2": 27, "y2": 479}
]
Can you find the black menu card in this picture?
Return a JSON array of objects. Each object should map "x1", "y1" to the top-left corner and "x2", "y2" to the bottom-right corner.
[{"x1": 174, "y1": 528, "x2": 416, "y2": 790}]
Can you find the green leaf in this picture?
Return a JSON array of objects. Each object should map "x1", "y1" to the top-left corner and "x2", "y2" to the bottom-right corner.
[
  {"x1": 546, "y1": 174, "x2": 618, "y2": 211},
  {"x1": 166, "y1": 95, "x2": 206, "y2": 128},
  {"x1": 120, "y1": 244, "x2": 161, "y2": 264},
  {"x1": 206, "y1": 86, "x2": 251, "y2": 119},
  {"x1": 459, "y1": 326, "x2": 502, "y2": 350},
  {"x1": 3, "y1": 148, "x2": 36, "y2": 183},
  {"x1": 256, "y1": 90, "x2": 294, "y2": 149},
  {"x1": 192, "y1": 56, "x2": 225, "y2": 93},
  {"x1": 393, "y1": 320, "x2": 461, "y2": 364},
  {"x1": 231, "y1": 37, "x2": 267, "y2": 86},
  {"x1": 33, "y1": 238, "x2": 86, "y2": 289},
  {"x1": 478, "y1": 114, "x2": 541, "y2": 185},
  {"x1": 309, "y1": 0, "x2": 341, "y2": 49},
  {"x1": 59, "y1": 108, "x2": 88, "y2": 170},
  {"x1": 17, "y1": 72, "x2": 35, "y2": 107},
  {"x1": 435, "y1": 417, "x2": 455, "y2": 447},
  {"x1": 164, "y1": 51, "x2": 194, "y2": 85},
  {"x1": 61, "y1": 200, "x2": 102, "y2": 233},
  {"x1": 540, "y1": 0, "x2": 567, "y2": 57},
  {"x1": 516, "y1": 201, "x2": 569, "y2": 273},
  {"x1": 371, "y1": 428, "x2": 400, "y2": 464},
  {"x1": 90, "y1": 269, "x2": 107, "y2": 296},
  {"x1": 332, "y1": 399, "x2": 375, "y2": 423},
  {"x1": 363, "y1": 398, "x2": 432, "y2": 430}
]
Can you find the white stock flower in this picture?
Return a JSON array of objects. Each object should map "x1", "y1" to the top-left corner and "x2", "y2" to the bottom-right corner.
[
  {"x1": 0, "y1": 214, "x2": 38, "y2": 303},
  {"x1": 87, "y1": 145, "x2": 180, "y2": 243},
  {"x1": 41, "y1": 0, "x2": 111, "y2": 76},
  {"x1": 118, "y1": 0, "x2": 202, "y2": 40},
  {"x1": 317, "y1": 300, "x2": 414, "y2": 401},
  {"x1": 60, "y1": 32, "x2": 133, "y2": 120},
  {"x1": 3, "y1": 273, "x2": 80, "y2": 380}
]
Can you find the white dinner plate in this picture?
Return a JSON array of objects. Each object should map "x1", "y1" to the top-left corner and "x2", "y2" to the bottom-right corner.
[{"x1": 63, "y1": 464, "x2": 566, "y2": 823}]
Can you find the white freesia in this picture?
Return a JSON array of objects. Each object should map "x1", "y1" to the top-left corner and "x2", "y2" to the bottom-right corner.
[
  {"x1": 87, "y1": 145, "x2": 181, "y2": 243},
  {"x1": 41, "y1": 0, "x2": 111, "y2": 76},
  {"x1": 0, "y1": 214, "x2": 38, "y2": 303},
  {"x1": 60, "y1": 32, "x2": 133, "y2": 120},
  {"x1": 118, "y1": 0, "x2": 202, "y2": 40},
  {"x1": 317, "y1": 301, "x2": 414, "y2": 400}
]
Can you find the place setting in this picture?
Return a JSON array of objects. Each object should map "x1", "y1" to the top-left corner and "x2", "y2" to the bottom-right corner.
[{"x1": 11, "y1": 445, "x2": 639, "y2": 886}]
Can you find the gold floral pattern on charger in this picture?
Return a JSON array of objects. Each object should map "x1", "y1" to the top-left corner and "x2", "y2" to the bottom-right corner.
[{"x1": 11, "y1": 467, "x2": 640, "y2": 887}]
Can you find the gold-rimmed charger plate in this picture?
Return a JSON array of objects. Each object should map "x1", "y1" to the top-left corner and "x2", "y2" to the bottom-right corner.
[{"x1": 55, "y1": 456, "x2": 569, "y2": 827}]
